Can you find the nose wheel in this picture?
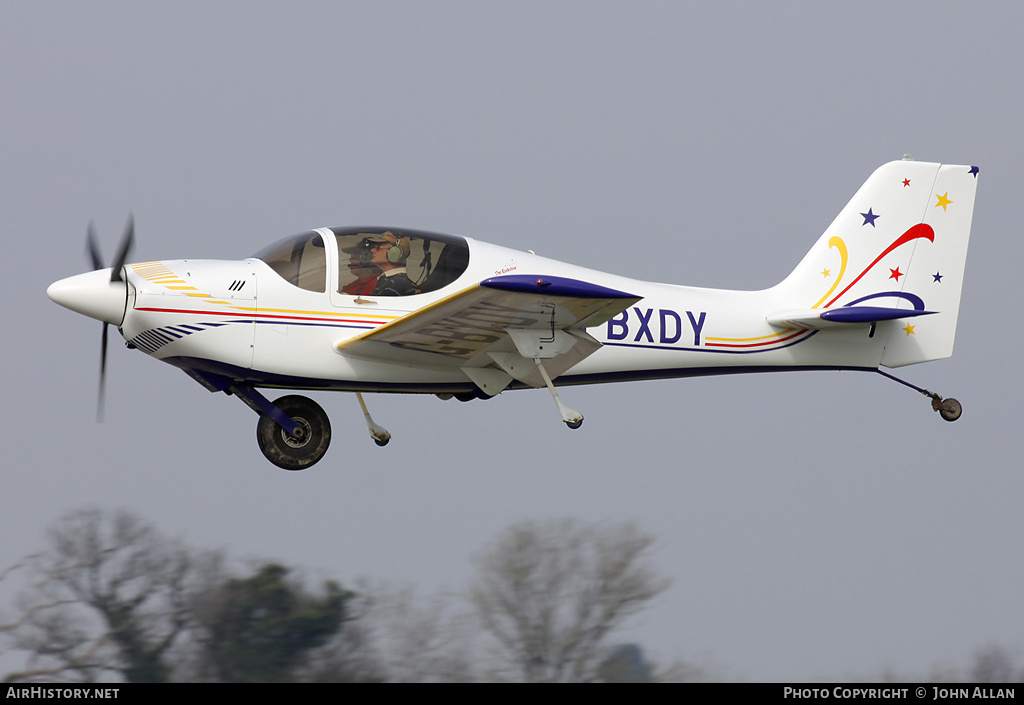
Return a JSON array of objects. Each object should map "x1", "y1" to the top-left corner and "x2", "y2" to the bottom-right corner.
[{"x1": 256, "y1": 395, "x2": 332, "y2": 470}]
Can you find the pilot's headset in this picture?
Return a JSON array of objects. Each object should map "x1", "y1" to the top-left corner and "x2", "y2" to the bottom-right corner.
[{"x1": 381, "y1": 231, "x2": 410, "y2": 264}]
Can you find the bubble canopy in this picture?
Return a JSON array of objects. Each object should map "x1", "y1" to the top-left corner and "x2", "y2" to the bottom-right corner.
[{"x1": 252, "y1": 227, "x2": 470, "y2": 296}]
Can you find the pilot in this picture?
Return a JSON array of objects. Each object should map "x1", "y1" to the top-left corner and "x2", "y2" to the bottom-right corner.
[
  {"x1": 365, "y1": 232, "x2": 418, "y2": 296},
  {"x1": 340, "y1": 239, "x2": 381, "y2": 295}
]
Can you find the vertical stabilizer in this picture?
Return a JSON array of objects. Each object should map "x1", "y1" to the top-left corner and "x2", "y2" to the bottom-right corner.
[{"x1": 775, "y1": 160, "x2": 977, "y2": 367}]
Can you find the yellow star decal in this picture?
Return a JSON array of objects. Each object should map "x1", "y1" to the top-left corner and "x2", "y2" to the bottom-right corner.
[
  {"x1": 821, "y1": 268, "x2": 831, "y2": 278},
  {"x1": 902, "y1": 323, "x2": 916, "y2": 336},
  {"x1": 934, "y1": 192, "x2": 953, "y2": 211}
]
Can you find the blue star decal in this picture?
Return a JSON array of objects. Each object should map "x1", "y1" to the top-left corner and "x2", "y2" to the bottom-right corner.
[
  {"x1": 969, "y1": 166, "x2": 979, "y2": 177},
  {"x1": 933, "y1": 272, "x2": 943, "y2": 283},
  {"x1": 860, "y1": 208, "x2": 879, "y2": 227}
]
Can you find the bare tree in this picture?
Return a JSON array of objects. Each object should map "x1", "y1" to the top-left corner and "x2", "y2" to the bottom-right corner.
[
  {"x1": 297, "y1": 587, "x2": 387, "y2": 683},
  {"x1": 0, "y1": 554, "x2": 92, "y2": 682},
  {"x1": 0, "y1": 555, "x2": 53, "y2": 635},
  {"x1": 468, "y1": 519, "x2": 669, "y2": 682},
  {"x1": 4, "y1": 509, "x2": 385, "y2": 683},
  {"x1": 361, "y1": 582, "x2": 476, "y2": 682},
  {"x1": 4, "y1": 508, "x2": 222, "y2": 682},
  {"x1": 971, "y1": 645, "x2": 1019, "y2": 684}
]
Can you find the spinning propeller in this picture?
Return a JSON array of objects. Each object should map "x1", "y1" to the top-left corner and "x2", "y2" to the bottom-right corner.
[{"x1": 84, "y1": 216, "x2": 134, "y2": 421}]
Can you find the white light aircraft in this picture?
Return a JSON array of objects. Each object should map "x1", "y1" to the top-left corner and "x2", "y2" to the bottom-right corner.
[{"x1": 48, "y1": 158, "x2": 978, "y2": 469}]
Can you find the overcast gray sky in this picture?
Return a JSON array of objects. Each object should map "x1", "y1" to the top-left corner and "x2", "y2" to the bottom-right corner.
[{"x1": 3, "y1": 1, "x2": 1022, "y2": 681}]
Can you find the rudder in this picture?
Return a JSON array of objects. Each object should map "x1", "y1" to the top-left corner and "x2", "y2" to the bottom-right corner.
[{"x1": 879, "y1": 163, "x2": 977, "y2": 366}]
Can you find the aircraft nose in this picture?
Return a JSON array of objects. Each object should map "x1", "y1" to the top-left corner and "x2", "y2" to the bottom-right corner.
[{"x1": 47, "y1": 268, "x2": 128, "y2": 326}]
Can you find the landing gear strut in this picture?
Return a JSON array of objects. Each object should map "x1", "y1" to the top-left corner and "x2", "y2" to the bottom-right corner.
[
  {"x1": 876, "y1": 370, "x2": 963, "y2": 422},
  {"x1": 355, "y1": 392, "x2": 391, "y2": 446},
  {"x1": 255, "y1": 395, "x2": 332, "y2": 470},
  {"x1": 534, "y1": 358, "x2": 584, "y2": 429}
]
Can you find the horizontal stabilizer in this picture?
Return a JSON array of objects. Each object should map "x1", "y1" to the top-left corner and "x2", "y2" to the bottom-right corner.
[{"x1": 767, "y1": 307, "x2": 937, "y2": 330}]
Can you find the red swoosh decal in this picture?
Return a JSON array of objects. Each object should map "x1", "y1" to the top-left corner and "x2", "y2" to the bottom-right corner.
[{"x1": 825, "y1": 223, "x2": 934, "y2": 308}]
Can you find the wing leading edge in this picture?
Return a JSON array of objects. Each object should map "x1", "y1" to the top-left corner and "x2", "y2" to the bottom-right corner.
[{"x1": 334, "y1": 274, "x2": 641, "y2": 394}]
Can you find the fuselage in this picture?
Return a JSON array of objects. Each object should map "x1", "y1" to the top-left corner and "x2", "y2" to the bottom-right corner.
[{"x1": 54, "y1": 225, "x2": 884, "y2": 395}]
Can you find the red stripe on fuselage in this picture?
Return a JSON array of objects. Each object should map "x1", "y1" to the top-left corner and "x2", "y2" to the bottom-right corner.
[
  {"x1": 133, "y1": 307, "x2": 386, "y2": 326},
  {"x1": 705, "y1": 328, "x2": 810, "y2": 348}
]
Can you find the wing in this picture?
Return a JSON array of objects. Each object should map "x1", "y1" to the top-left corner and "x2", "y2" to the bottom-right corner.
[{"x1": 334, "y1": 274, "x2": 641, "y2": 394}]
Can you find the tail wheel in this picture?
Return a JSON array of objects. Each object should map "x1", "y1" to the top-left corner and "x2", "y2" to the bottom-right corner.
[
  {"x1": 256, "y1": 395, "x2": 331, "y2": 470},
  {"x1": 938, "y1": 398, "x2": 962, "y2": 422}
]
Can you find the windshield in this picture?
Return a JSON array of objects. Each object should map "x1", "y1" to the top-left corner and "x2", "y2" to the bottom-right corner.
[{"x1": 252, "y1": 231, "x2": 327, "y2": 293}]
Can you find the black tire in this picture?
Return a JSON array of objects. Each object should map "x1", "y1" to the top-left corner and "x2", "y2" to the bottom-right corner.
[
  {"x1": 938, "y1": 398, "x2": 962, "y2": 422},
  {"x1": 256, "y1": 395, "x2": 331, "y2": 470}
]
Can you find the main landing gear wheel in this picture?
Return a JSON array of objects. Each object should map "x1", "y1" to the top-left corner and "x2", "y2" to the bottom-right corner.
[
  {"x1": 936, "y1": 397, "x2": 962, "y2": 422},
  {"x1": 256, "y1": 395, "x2": 331, "y2": 470}
]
